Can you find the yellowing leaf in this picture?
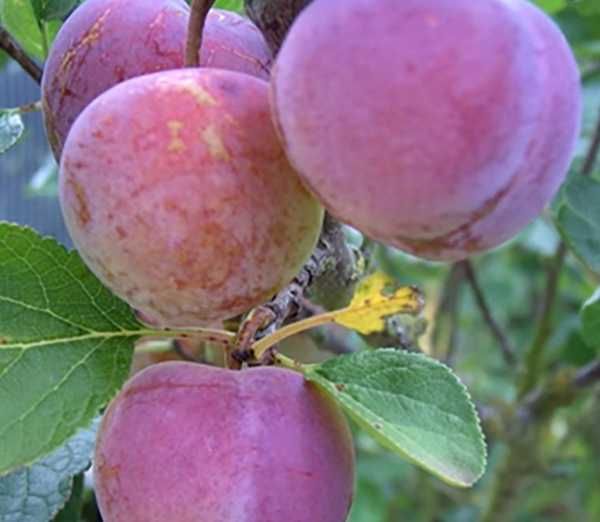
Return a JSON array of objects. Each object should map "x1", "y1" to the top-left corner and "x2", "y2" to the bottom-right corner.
[
  {"x1": 333, "y1": 272, "x2": 424, "y2": 334},
  {"x1": 251, "y1": 272, "x2": 424, "y2": 360}
]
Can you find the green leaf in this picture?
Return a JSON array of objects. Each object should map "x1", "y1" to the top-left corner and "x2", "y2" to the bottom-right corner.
[
  {"x1": 304, "y1": 349, "x2": 487, "y2": 487},
  {"x1": 532, "y1": 0, "x2": 567, "y2": 15},
  {"x1": 0, "y1": 110, "x2": 24, "y2": 154},
  {"x1": 0, "y1": 0, "x2": 46, "y2": 59},
  {"x1": 31, "y1": 0, "x2": 79, "y2": 22},
  {"x1": 556, "y1": 175, "x2": 600, "y2": 272},
  {"x1": 581, "y1": 288, "x2": 600, "y2": 349},
  {"x1": 0, "y1": 419, "x2": 98, "y2": 522},
  {"x1": 0, "y1": 223, "x2": 141, "y2": 476},
  {"x1": 213, "y1": 0, "x2": 244, "y2": 13}
]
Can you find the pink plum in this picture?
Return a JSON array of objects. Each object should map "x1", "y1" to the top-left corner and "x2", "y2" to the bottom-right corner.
[
  {"x1": 94, "y1": 362, "x2": 355, "y2": 522},
  {"x1": 59, "y1": 68, "x2": 323, "y2": 326},
  {"x1": 271, "y1": 0, "x2": 581, "y2": 261}
]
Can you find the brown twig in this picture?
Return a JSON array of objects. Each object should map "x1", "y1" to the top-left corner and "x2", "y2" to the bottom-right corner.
[
  {"x1": 185, "y1": 0, "x2": 216, "y2": 67},
  {"x1": 462, "y1": 260, "x2": 516, "y2": 366},
  {"x1": 1, "y1": 100, "x2": 42, "y2": 114},
  {"x1": 574, "y1": 359, "x2": 600, "y2": 388},
  {"x1": 245, "y1": 0, "x2": 312, "y2": 53},
  {"x1": 0, "y1": 25, "x2": 42, "y2": 84},
  {"x1": 231, "y1": 215, "x2": 359, "y2": 363}
]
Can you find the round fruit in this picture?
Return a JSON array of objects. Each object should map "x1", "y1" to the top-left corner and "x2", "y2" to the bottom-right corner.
[
  {"x1": 42, "y1": 0, "x2": 271, "y2": 159},
  {"x1": 271, "y1": 0, "x2": 581, "y2": 261},
  {"x1": 59, "y1": 68, "x2": 323, "y2": 327},
  {"x1": 94, "y1": 362, "x2": 355, "y2": 522}
]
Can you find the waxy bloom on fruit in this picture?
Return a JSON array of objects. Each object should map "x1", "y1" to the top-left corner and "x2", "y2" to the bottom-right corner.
[
  {"x1": 60, "y1": 68, "x2": 323, "y2": 327},
  {"x1": 271, "y1": 0, "x2": 581, "y2": 261},
  {"x1": 94, "y1": 362, "x2": 355, "y2": 522}
]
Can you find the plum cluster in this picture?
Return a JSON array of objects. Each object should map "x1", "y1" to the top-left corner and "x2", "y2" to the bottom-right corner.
[{"x1": 42, "y1": 0, "x2": 581, "y2": 520}]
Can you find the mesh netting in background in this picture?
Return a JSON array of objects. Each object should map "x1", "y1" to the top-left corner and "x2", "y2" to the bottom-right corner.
[{"x1": 1, "y1": 61, "x2": 70, "y2": 245}]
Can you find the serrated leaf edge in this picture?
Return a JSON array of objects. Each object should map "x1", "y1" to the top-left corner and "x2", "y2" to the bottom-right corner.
[{"x1": 305, "y1": 349, "x2": 487, "y2": 487}]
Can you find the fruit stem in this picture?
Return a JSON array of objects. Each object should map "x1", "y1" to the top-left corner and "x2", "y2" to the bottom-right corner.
[{"x1": 185, "y1": 0, "x2": 216, "y2": 67}]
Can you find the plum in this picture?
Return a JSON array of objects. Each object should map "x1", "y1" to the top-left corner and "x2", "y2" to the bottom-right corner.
[
  {"x1": 59, "y1": 68, "x2": 323, "y2": 327},
  {"x1": 42, "y1": 0, "x2": 271, "y2": 159},
  {"x1": 202, "y1": 9, "x2": 272, "y2": 79},
  {"x1": 271, "y1": 0, "x2": 581, "y2": 261},
  {"x1": 94, "y1": 361, "x2": 355, "y2": 522}
]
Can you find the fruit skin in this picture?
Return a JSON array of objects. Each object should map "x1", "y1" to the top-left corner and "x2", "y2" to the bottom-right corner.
[
  {"x1": 271, "y1": 0, "x2": 581, "y2": 261},
  {"x1": 94, "y1": 362, "x2": 355, "y2": 522},
  {"x1": 41, "y1": 0, "x2": 271, "y2": 159},
  {"x1": 59, "y1": 68, "x2": 323, "y2": 327},
  {"x1": 202, "y1": 9, "x2": 272, "y2": 79},
  {"x1": 42, "y1": 0, "x2": 189, "y2": 160}
]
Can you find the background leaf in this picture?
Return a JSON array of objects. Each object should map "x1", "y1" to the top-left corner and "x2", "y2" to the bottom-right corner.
[
  {"x1": 580, "y1": 287, "x2": 600, "y2": 349},
  {"x1": 30, "y1": 0, "x2": 79, "y2": 22},
  {"x1": 0, "y1": 111, "x2": 24, "y2": 154},
  {"x1": 556, "y1": 175, "x2": 600, "y2": 272},
  {"x1": 0, "y1": 0, "x2": 58, "y2": 59},
  {"x1": 0, "y1": 419, "x2": 97, "y2": 522},
  {"x1": 0, "y1": 223, "x2": 141, "y2": 475},
  {"x1": 305, "y1": 349, "x2": 486, "y2": 487}
]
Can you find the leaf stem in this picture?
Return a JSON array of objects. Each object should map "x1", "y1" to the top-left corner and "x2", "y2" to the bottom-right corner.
[
  {"x1": 1, "y1": 100, "x2": 42, "y2": 114},
  {"x1": 252, "y1": 312, "x2": 339, "y2": 360},
  {"x1": 272, "y1": 352, "x2": 306, "y2": 372},
  {"x1": 144, "y1": 326, "x2": 236, "y2": 347}
]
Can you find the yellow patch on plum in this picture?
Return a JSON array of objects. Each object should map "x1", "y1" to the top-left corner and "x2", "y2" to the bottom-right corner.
[
  {"x1": 156, "y1": 76, "x2": 218, "y2": 107},
  {"x1": 167, "y1": 120, "x2": 185, "y2": 153},
  {"x1": 201, "y1": 125, "x2": 229, "y2": 160},
  {"x1": 59, "y1": 8, "x2": 112, "y2": 74}
]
